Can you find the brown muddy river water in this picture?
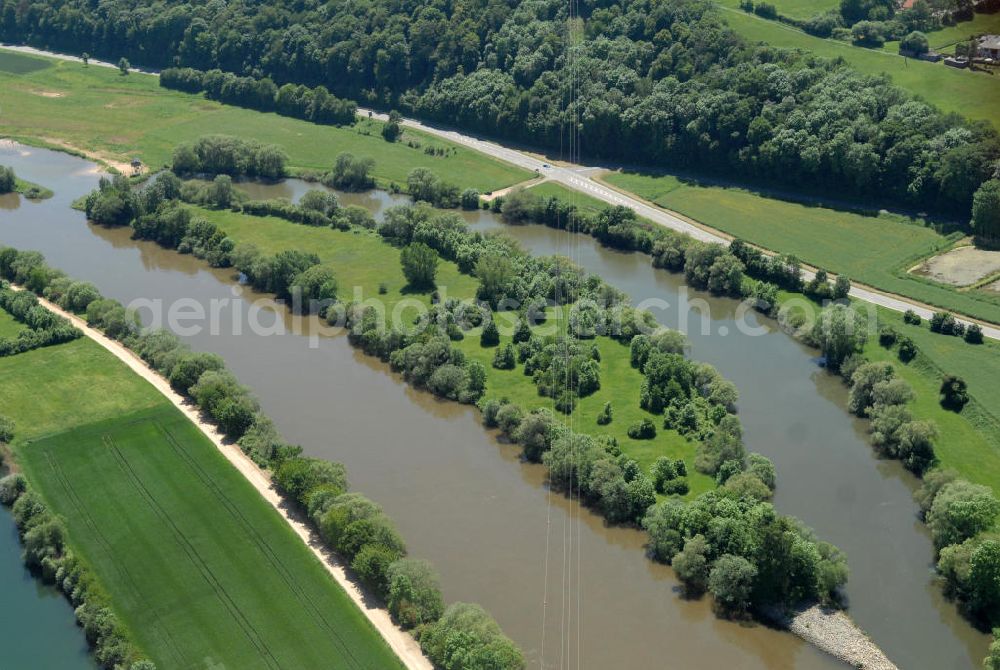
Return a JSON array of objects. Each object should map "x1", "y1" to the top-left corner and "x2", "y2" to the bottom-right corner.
[{"x1": 0, "y1": 142, "x2": 989, "y2": 669}]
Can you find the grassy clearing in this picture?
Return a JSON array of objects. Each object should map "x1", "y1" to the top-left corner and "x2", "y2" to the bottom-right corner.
[
  {"x1": 202, "y1": 204, "x2": 715, "y2": 494},
  {"x1": 766, "y1": 0, "x2": 839, "y2": 19},
  {"x1": 0, "y1": 305, "x2": 25, "y2": 338},
  {"x1": 0, "y1": 338, "x2": 163, "y2": 438},
  {"x1": 0, "y1": 52, "x2": 531, "y2": 192},
  {"x1": 199, "y1": 206, "x2": 480, "y2": 308},
  {"x1": 0, "y1": 51, "x2": 51, "y2": 74},
  {"x1": 1, "y1": 336, "x2": 401, "y2": 669},
  {"x1": 13, "y1": 178, "x2": 54, "y2": 200},
  {"x1": 601, "y1": 170, "x2": 1000, "y2": 324},
  {"x1": 864, "y1": 306, "x2": 1000, "y2": 495},
  {"x1": 715, "y1": 5, "x2": 1000, "y2": 128}
]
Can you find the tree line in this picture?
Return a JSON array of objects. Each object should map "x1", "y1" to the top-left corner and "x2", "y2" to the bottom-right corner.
[
  {"x1": 2, "y1": 0, "x2": 998, "y2": 218},
  {"x1": 161, "y1": 67, "x2": 357, "y2": 126}
]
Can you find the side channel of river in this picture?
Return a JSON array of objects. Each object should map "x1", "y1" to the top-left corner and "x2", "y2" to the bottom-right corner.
[{"x1": 0, "y1": 141, "x2": 987, "y2": 669}]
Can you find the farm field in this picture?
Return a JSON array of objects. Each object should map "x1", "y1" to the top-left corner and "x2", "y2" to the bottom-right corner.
[
  {"x1": 714, "y1": 4, "x2": 1000, "y2": 128},
  {"x1": 601, "y1": 170, "x2": 1000, "y2": 324},
  {"x1": 0, "y1": 51, "x2": 531, "y2": 192},
  {"x1": 199, "y1": 204, "x2": 717, "y2": 495},
  {"x1": 1, "y1": 336, "x2": 402, "y2": 669}
]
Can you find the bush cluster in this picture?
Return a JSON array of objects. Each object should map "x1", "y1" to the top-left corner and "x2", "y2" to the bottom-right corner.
[
  {"x1": 0, "y1": 165, "x2": 16, "y2": 193},
  {"x1": 0, "y1": 276, "x2": 81, "y2": 356},
  {"x1": 172, "y1": 135, "x2": 288, "y2": 179},
  {"x1": 643, "y1": 490, "x2": 848, "y2": 613}
]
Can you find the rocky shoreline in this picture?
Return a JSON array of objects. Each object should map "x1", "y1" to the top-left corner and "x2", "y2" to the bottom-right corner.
[{"x1": 766, "y1": 605, "x2": 898, "y2": 670}]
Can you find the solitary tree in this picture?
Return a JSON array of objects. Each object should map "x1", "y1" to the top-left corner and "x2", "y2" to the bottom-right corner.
[
  {"x1": 399, "y1": 242, "x2": 438, "y2": 289},
  {"x1": 972, "y1": 180, "x2": 1000, "y2": 246},
  {"x1": 118, "y1": 57, "x2": 130, "y2": 75},
  {"x1": 81, "y1": 52, "x2": 89, "y2": 67}
]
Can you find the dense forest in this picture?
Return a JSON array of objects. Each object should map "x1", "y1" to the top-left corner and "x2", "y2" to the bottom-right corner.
[{"x1": 2, "y1": 0, "x2": 997, "y2": 217}]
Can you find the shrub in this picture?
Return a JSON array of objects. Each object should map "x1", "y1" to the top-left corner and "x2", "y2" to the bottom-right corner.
[
  {"x1": 596, "y1": 401, "x2": 613, "y2": 425},
  {"x1": 352, "y1": 543, "x2": 404, "y2": 599},
  {"x1": 897, "y1": 336, "x2": 917, "y2": 362},
  {"x1": 480, "y1": 319, "x2": 500, "y2": 347},
  {"x1": 899, "y1": 30, "x2": 929, "y2": 54},
  {"x1": 939, "y1": 375, "x2": 969, "y2": 410},
  {"x1": 274, "y1": 457, "x2": 348, "y2": 507},
  {"x1": 878, "y1": 326, "x2": 897, "y2": 347},
  {"x1": 400, "y1": 242, "x2": 439, "y2": 289},
  {"x1": 489, "y1": 343, "x2": 515, "y2": 370},
  {"x1": 627, "y1": 418, "x2": 657, "y2": 440},
  {"x1": 903, "y1": 309, "x2": 921, "y2": 325},
  {"x1": 709, "y1": 554, "x2": 757, "y2": 615},
  {"x1": 168, "y1": 352, "x2": 225, "y2": 394},
  {"x1": 965, "y1": 324, "x2": 984, "y2": 345},
  {"x1": 0, "y1": 473, "x2": 27, "y2": 505},
  {"x1": 672, "y1": 534, "x2": 710, "y2": 593},
  {"x1": 0, "y1": 414, "x2": 14, "y2": 443},
  {"x1": 387, "y1": 559, "x2": 445, "y2": 629},
  {"x1": 420, "y1": 603, "x2": 525, "y2": 670},
  {"x1": 927, "y1": 480, "x2": 1000, "y2": 549}
]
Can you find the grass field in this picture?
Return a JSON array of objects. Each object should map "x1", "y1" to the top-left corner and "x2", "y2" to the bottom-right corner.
[
  {"x1": 715, "y1": 5, "x2": 1000, "y2": 128},
  {"x1": 201, "y1": 204, "x2": 716, "y2": 495},
  {"x1": 765, "y1": 0, "x2": 839, "y2": 19},
  {"x1": 0, "y1": 305, "x2": 25, "y2": 338},
  {"x1": 601, "y1": 170, "x2": 1000, "y2": 324},
  {"x1": 528, "y1": 181, "x2": 611, "y2": 217},
  {"x1": 0, "y1": 336, "x2": 402, "y2": 669},
  {"x1": 865, "y1": 306, "x2": 1000, "y2": 496},
  {"x1": 0, "y1": 50, "x2": 51, "y2": 74},
  {"x1": 0, "y1": 50, "x2": 531, "y2": 192}
]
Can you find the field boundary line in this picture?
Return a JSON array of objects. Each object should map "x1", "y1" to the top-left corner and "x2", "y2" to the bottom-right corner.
[{"x1": 11, "y1": 285, "x2": 431, "y2": 670}]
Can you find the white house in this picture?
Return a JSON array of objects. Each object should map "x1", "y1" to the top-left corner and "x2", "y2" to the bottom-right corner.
[{"x1": 978, "y1": 35, "x2": 1000, "y2": 60}]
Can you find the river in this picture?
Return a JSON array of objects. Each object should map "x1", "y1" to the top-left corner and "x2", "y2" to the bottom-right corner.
[
  {"x1": 0, "y1": 141, "x2": 988, "y2": 669},
  {"x1": 0, "y1": 464, "x2": 95, "y2": 669}
]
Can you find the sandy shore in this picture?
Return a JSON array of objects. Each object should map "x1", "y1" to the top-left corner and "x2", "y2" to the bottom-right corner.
[{"x1": 15, "y1": 286, "x2": 433, "y2": 670}]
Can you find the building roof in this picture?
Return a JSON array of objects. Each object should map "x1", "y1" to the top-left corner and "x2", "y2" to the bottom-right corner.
[{"x1": 979, "y1": 35, "x2": 1000, "y2": 50}]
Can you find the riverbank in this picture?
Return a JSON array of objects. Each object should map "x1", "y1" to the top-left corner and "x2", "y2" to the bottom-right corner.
[
  {"x1": 774, "y1": 606, "x2": 899, "y2": 670},
  {"x1": 8, "y1": 284, "x2": 432, "y2": 670}
]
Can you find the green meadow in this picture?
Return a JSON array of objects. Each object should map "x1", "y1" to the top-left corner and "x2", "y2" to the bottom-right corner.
[
  {"x1": 0, "y1": 50, "x2": 531, "y2": 192},
  {"x1": 199, "y1": 204, "x2": 717, "y2": 495},
  {"x1": 715, "y1": 5, "x2": 1000, "y2": 128},
  {"x1": 0, "y1": 305, "x2": 25, "y2": 339},
  {"x1": 602, "y1": 170, "x2": 1000, "y2": 324},
  {"x1": 1, "y1": 336, "x2": 402, "y2": 669},
  {"x1": 865, "y1": 305, "x2": 1000, "y2": 496}
]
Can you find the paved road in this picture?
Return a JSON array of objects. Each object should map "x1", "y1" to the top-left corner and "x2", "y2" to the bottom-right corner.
[{"x1": 5, "y1": 43, "x2": 997, "y2": 340}]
